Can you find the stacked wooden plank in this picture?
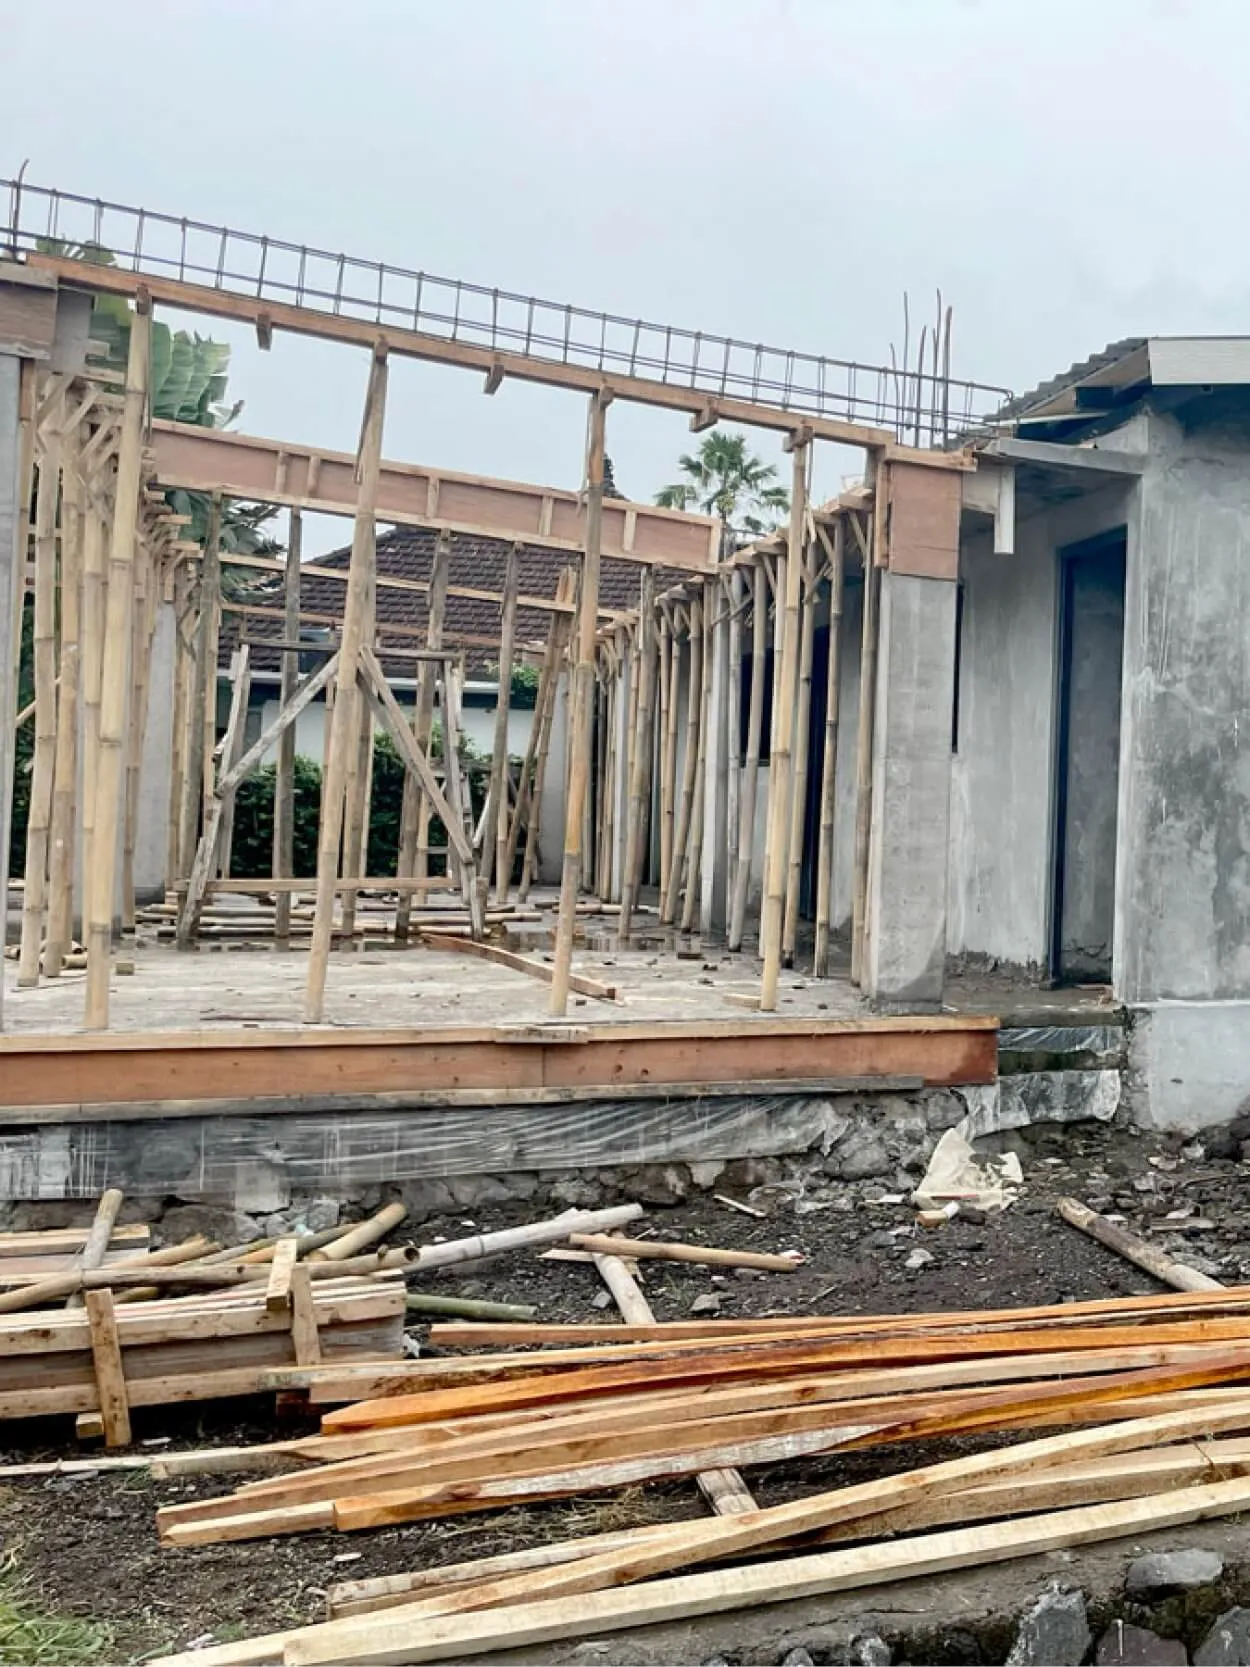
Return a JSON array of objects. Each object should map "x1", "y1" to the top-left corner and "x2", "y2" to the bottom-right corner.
[
  {"x1": 146, "y1": 1286, "x2": 1250, "y2": 1667},
  {"x1": 0, "y1": 1220, "x2": 151, "y2": 1288}
]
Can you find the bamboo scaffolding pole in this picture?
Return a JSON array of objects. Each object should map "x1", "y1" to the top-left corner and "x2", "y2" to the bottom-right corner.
[
  {"x1": 728, "y1": 561, "x2": 766, "y2": 952},
  {"x1": 304, "y1": 348, "x2": 388, "y2": 1024},
  {"x1": 851, "y1": 486, "x2": 883, "y2": 987},
  {"x1": 177, "y1": 495, "x2": 220, "y2": 896},
  {"x1": 483, "y1": 546, "x2": 519, "y2": 900},
  {"x1": 78, "y1": 481, "x2": 109, "y2": 955},
  {"x1": 681, "y1": 583, "x2": 713, "y2": 933},
  {"x1": 550, "y1": 390, "x2": 609, "y2": 1016},
  {"x1": 726, "y1": 569, "x2": 744, "y2": 928},
  {"x1": 17, "y1": 413, "x2": 62, "y2": 985},
  {"x1": 166, "y1": 562, "x2": 193, "y2": 887},
  {"x1": 125, "y1": 533, "x2": 162, "y2": 927},
  {"x1": 813, "y1": 517, "x2": 846, "y2": 977},
  {"x1": 83, "y1": 304, "x2": 151, "y2": 1031},
  {"x1": 396, "y1": 531, "x2": 449, "y2": 940},
  {"x1": 273, "y1": 508, "x2": 303, "y2": 941},
  {"x1": 504, "y1": 574, "x2": 566, "y2": 902},
  {"x1": 658, "y1": 609, "x2": 678, "y2": 916},
  {"x1": 439, "y1": 659, "x2": 476, "y2": 917},
  {"x1": 517, "y1": 576, "x2": 571, "y2": 902},
  {"x1": 597, "y1": 653, "x2": 616, "y2": 900},
  {"x1": 618, "y1": 568, "x2": 655, "y2": 937},
  {"x1": 45, "y1": 419, "x2": 83, "y2": 974},
  {"x1": 782, "y1": 540, "x2": 818, "y2": 964},
  {"x1": 663, "y1": 598, "x2": 701, "y2": 927},
  {"x1": 338, "y1": 680, "x2": 371, "y2": 938},
  {"x1": 200, "y1": 512, "x2": 223, "y2": 833},
  {"x1": 760, "y1": 442, "x2": 810, "y2": 1010},
  {"x1": 214, "y1": 640, "x2": 251, "y2": 885}
]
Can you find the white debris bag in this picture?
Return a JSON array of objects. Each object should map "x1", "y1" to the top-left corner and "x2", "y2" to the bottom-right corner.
[{"x1": 911, "y1": 1122, "x2": 1023, "y2": 1214}]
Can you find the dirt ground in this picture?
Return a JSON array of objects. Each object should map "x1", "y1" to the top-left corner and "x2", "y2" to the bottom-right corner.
[{"x1": 3, "y1": 1116, "x2": 1249, "y2": 1664}]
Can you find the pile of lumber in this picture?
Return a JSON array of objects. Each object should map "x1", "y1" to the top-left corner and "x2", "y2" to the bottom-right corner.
[{"x1": 147, "y1": 1285, "x2": 1250, "y2": 1667}]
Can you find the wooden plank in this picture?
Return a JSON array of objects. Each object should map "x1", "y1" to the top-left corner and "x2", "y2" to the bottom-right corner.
[
  {"x1": 267, "y1": 1475, "x2": 1250, "y2": 1667},
  {"x1": 420, "y1": 931, "x2": 618, "y2": 1003},
  {"x1": 266, "y1": 1238, "x2": 299, "y2": 1312},
  {"x1": 288, "y1": 1265, "x2": 322, "y2": 1365},
  {"x1": 84, "y1": 1288, "x2": 131, "y2": 1446}
]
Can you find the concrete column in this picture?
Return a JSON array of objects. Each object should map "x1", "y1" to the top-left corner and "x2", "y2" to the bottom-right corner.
[
  {"x1": 0, "y1": 354, "x2": 22, "y2": 1030},
  {"x1": 863, "y1": 570, "x2": 957, "y2": 1008},
  {"x1": 700, "y1": 583, "x2": 731, "y2": 937},
  {"x1": 133, "y1": 597, "x2": 178, "y2": 901}
]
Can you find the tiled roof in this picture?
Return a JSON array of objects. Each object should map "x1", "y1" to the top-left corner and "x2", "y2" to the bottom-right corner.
[
  {"x1": 221, "y1": 525, "x2": 688, "y2": 681},
  {"x1": 992, "y1": 338, "x2": 1147, "y2": 422}
]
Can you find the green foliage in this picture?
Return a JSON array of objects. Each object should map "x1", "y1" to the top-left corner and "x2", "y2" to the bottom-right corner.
[
  {"x1": 484, "y1": 662, "x2": 540, "y2": 709},
  {"x1": 226, "y1": 729, "x2": 491, "y2": 881},
  {"x1": 655, "y1": 430, "x2": 790, "y2": 539},
  {"x1": 0, "y1": 1548, "x2": 113, "y2": 1664}
]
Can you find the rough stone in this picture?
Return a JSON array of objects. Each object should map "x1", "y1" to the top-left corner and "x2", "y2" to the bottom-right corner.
[
  {"x1": 1126, "y1": 1548, "x2": 1224, "y2": 1596},
  {"x1": 158, "y1": 1204, "x2": 262, "y2": 1247},
  {"x1": 547, "y1": 1175, "x2": 604, "y2": 1209},
  {"x1": 827, "y1": 1129, "x2": 892, "y2": 1181},
  {"x1": 1006, "y1": 1583, "x2": 1091, "y2": 1666},
  {"x1": 687, "y1": 1161, "x2": 724, "y2": 1190},
  {"x1": 780, "y1": 1652, "x2": 815, "y2": 1667},
  {"x1": 397, "y1": 1178, "x2": 456, "y2": 1219},
  {"x1": 301, "y1": 1197, "x2": 342, "y2": 1233},
  {"x1": 446, "y1": 1174, "x2": 517, "y2": 1209},
  {"x1": 690, "y1": 1294, "x2": 722, "y2": 1316},
  {"x1": 1099, "y1": 1622, "x2": 1189, "y2": 1664},
  {"x1": 904, "y1": 1247, "x2": 934, "y2": 1270},
  {"x1": 1197, "y1": 1609, "x2": 1250, "y2": 1665}
]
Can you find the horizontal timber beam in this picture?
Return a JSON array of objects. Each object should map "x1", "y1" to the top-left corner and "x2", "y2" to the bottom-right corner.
[
  {"x1": 0, "y1": 1016, "x2": 998, "y2": 1120},
  {"x1": 147, "y1": 420, "x2": 721, "y2": 573},
  {"x1": 29, "y1": 255, "x2": 969, "y2": 464}
]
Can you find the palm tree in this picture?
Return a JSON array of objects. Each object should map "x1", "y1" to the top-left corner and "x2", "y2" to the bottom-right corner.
[{"x1": 655, "y1": 431, "x2": 790, "y2": 540}]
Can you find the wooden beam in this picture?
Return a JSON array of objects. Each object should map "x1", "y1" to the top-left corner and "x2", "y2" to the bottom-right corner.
[
  {"x1": 146, "y1": 419, "x2": 720, "y2": 574},
  {"x1": 420, "y1": 930, "x2": 618, "y2": 1003},
  {"x1": 84, "y1": 1288, "x2": 131, "y2": 1447}
]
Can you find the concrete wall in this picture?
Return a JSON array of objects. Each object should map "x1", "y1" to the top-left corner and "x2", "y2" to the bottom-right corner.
[
  {"x1": 1117, "y1": 396, "x2": 1250, "y2": 1004},
  {"x1": 133, "y1": 600, "x2": 178, "y2": 900},
  {"x1": 948, "y1": 480, "x2": 1133, "y2": 973}
]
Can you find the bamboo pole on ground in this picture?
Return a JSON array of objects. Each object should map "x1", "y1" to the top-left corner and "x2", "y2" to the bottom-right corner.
[
  {"x1": 728, "y1": 560, "x2": 767, "y2": 952},
  {"x1": 83, "y1": 303, "x2": 151, "y2": 1031},
  {"x1": 273, "y1": 508, "x2": 303, "y2": 942},
  {"x1": 176, "y1": 495, "x2": 220, "y2": 904},
  {"x1": 663, "y1": 598, "x2": 701, "y2": 926},
  {"x1": 760, "y1": 440, "x2": 810, "y2": 1011},
  {"x1": 813, "y1": 517, "x2": 846, "y2": 978},
  {"x1": 17, "y1": 413, "x2": 62, "y2": 985},
  {"x1": 850, "y1": 480, "x2": 884, "y2": 987},
  {"x1": 680, "y1": 583, "x2": 713, "y2": 933},
  {"x1": 304, "y1": 347, "x2": 388, "y2": 1024},
  {"x1": 618, "y1": 568, "x2": 656, "y2": 937},
  {"x1": 550, "y1": 389, "x2": 609, "y2": 1017},
  {"x1": 782, "y1": 538, "x2": 818, "y2": 965},
  {"x1": 396, "y1": 531, "x2": 449, "y2": 939},
  {"x1": 483, "y1": 546, "x2": 519, "y2": 900},
  {"x1": 45, "y1": 419, "x2": 83, "y2": 975}
]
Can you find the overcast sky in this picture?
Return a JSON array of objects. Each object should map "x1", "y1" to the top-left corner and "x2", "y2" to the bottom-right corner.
[{"x1": 5, "y1": 0, "x2": 1249, "y2": 546}]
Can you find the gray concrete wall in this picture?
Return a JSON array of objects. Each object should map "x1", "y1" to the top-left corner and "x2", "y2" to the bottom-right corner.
[
  {"x1": 863, "y1": 570, "x2": 957, "y2": 1007},
  {"x1": 1117, "y1": 396, "x2": 1250, "y2": 1004},
  {"x1": 948, "y1": 480, "x2": 1134, "y2": 974}
]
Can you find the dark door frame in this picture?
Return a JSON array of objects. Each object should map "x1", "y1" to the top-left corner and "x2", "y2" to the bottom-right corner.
[{"x1": 1048, "y1": 525, "x2": 1128, "y2": 984}]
